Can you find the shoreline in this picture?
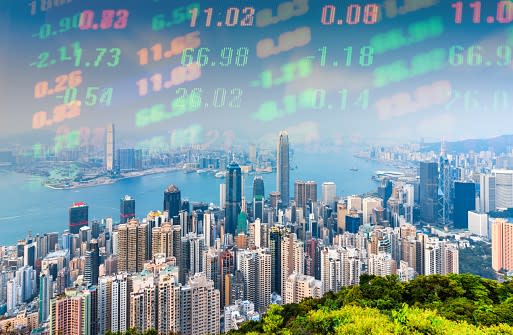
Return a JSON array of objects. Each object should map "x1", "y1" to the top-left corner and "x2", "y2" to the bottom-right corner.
[{"x1": 44, "y1": 166, "x2": 181, "y2": 190}]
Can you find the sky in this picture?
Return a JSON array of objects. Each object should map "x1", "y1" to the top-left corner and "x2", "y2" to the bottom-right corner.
[{"x1": 1, "y1": 0, "x2": 513, "y2": 149}]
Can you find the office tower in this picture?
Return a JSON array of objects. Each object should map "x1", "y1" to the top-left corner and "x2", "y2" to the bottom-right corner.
[
  {"x1": 294, "y1": 180, "x2": 317, "y2": 211},
  {"x1": 164, "y1": 184, "x2": 181, "y2": 220},
  {"x1": 180, "y1": 273, "x2": 220, "y2": 335},
  {"x1": 438, "y1": 142, "x2": 452, "y2": 226},
  {"x1": 120, "y1": 195, "x2": 136, "y2": 223},
  {"x1": 225, "y1": 162, "x2": 242, "y2": 236},
  {"x1": 84, "y1": 239, "x2": 100, "y2": 286},
  {"x1": 238, "y1": 249, "x2": 272, "y2": 313},
  {"x1": 23, "y1": 241, "x2": 36, "y2": 268},
  {"x1": 105, "y1": 123, "x2": 115, "y2": 171},
  {"x1": 116, "y1": 148, "x2": 143, "y2": 171},
  {"x1": 249, "y1": 144, "x2": 257, "y2": 163},
  {"x1": 277, "y1": 131, "x2": 290, "y2": 207},
  {"x1": 336, "y1": 201, "x2": 347, "y2": 233},
  {"x1": 368, "y1": 253, "x2": 397, "y2": 276},
  {"x1": 284, "y1": 273, "x2": 323, "y2": 304},
  {"x1": 281, "y1": 233, "x2": 304, "y2": 295},
  {"x1": 492, "y1": 219, "x2": 513, "y2": 272},
  {"x1": 420, "y1": 162, "x2": 438, "y2": 224},
  {"x1": 468, "y1": 211, "x2": 489, "y2": 238},
  {"x1": 117, "y1": 219, "x2": 147, "y2": 273},
  {"x1": 480, "y1": 173, "x2": 496, "y2": 213},
  {"x1": 378, "y1": 179, "x2": 393, "y2": 209},
  {"x1": 220, "y1": 183, "x2": 226, "y2": 209},
  {"x1": 269, "y1": 228, "x2": 282, "y2": 294},
  {"x1": 362, "y1": 197, "x2": 383, "y2": 225},
  {"x1": 347, "y1": 196, "x2": 362, "y2": 211},
  {"x1": 49, "y1": 288, "x2": 95, "y2": 335},
  {"x1": 321, "y1": 182, "x2": 336, "y2": 205},
  {"x1": 492, "y1": 169, "x2": 513, "y2": 209},
  {"x1": 69, "y1": 202, "x2": 89, "y2": 234},
  {"x1": 253, "y1": 176, "x2": 265, "y2": 221},
  {"x1": 453, "y1": 182, "x2": 476, "y2": 229},
  {"x1": 39, "y1": 273, "x2": 52, "y2": 323},
  {"x1": 345, "y1": 213, "x2": 361, "y2": 233}
]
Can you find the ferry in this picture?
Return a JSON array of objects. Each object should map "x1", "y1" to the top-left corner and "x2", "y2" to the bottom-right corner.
[{"x1": 215, "y1": 171, "x2": 226, "y2": 178}]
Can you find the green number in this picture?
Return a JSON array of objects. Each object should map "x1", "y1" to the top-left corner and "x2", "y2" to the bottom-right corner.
[
  {"x1": 85, "y1": 87, "x2": 99, "y2": 106},
  {"x1": 99, "y1": 88, "x2": 113, "y2": 106},
  {"x1": 107, "y1": 48, "x2": 121, "y2": 67},
  {"x1": 197, "y1": 47, "x2": 210, "y2": 66},
  {"x1": 181, "y1": 48, "x2": 194, "y2": 66},
  {"x1": 152, "y1": 14, "x2": 166, "y2": 31}
]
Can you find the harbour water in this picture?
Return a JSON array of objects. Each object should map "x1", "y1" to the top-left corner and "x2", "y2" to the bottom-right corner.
[{"x1": 0, "y1": 149, "x2": 384, "y2": 245}]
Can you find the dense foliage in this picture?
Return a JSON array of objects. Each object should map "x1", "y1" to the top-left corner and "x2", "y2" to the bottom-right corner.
[
  {"x1": 459, "y1": 242, "x2": 495, "y2": 280},
  {"x1": 230, "y1": 274, "x2": 513, "y2": 335}
]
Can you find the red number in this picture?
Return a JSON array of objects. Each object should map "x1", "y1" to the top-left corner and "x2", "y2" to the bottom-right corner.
[
  {"x1": 113, "y1": 9, "x2": 129, "y2": 29},
  {"x1": 32, "y1": 111, "x2": 47, "y2": 129},
  {"x1": 240, "y1": 7, "x2": 255, "y2": 26},
  {"x1": 185, "y1": 63, "x2": 201, "y2": 81},
  {"x1": 346, "y1": 4, "x2": 361, "y2": 25},
  {"x1": 185, "y1": 31, "x2": 201, "y2": 49},
  {"x1": 79, "y1": 10, "x2": 94, "y2": 30},
  {"x1": 68, "y1": 70, "x2": 83, "y2": 88},
  {"x1": 363, "y1": 4, "x2": 380, "y2": 24},
  {"x1": 225, "y1": 8, "x2": 239, "y2": 26},
  {"x1": 321, "y1": 5, "x2": 336, "y2": 25},
  {"x1": 34, "y1": 81, "x2": 49, "y2": 98},
  {"x1": 53, "y1": 105, "x2": 67, "y2": 123},
  {"x1": 100, "y1": 10, "x2": 115, "y2": 29},
  {"x1": 67, "y1": 101, "x2": 81, "y2": 118},
  {"x1": 497, "y1": 1, "x2": 513, "y2": 23},
  {"x1": 54, "y1": 75, "x2": 68, "y2": 93}
]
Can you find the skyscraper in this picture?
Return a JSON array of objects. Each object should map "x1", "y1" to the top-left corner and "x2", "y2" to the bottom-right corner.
[
  {"x1": 492, "y1": 219, "x2": 513, "y2": 272},
  {"x1": 105, "y1": 123, "x2": 115, "y2": 171},
  {"x1": 120, "y1": 195, "x2": 135, "y2": 224},
  {"x1": 321, "y1": 182, "x2": 337, "y2": 205},
  {"x1": 164, "y1": 185, "x2": 181, "y2": 220},
  {"x1": 117, "y1": 219, "x2": 147, "y2": 273},
  {"x1": 294, "y1": 180, "x2": 317, "y2": 213},
  {"x1": 492, "y1": 169, "x2": 513, "y2": 210},
  {"x1": 269, "y1": 227, "x2": 282, "y2": 294},
  {"x1": 480, "y1": 173, "x2": 496, "y2": 213},
  {"x1": 253, "y1": 176, "x2": 265, "y2": 221},
  {"x1": 225, "y1": 162, "x2": 242, "y2": 236},
  {"x1": 420, "y1": 162, "x2": 438, "y2": 224},
  {"x1": 453, "y1": 182, "x2": 476, "y2": 229},
  {"x1": 84, "y1": 239, "x2": 100, "y2": 286},
  {"x1": 277, "y1": 131, "x2": 290, "y2": 208},
  {"x1": 69, "y1": 202, "x2": 88, "y2": 234},
  {"x1": 238, "y1": 249, "x2": 271, "y2": 313}
]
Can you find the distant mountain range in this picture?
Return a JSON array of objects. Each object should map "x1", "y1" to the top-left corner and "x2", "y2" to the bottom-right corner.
[{"x1": 422, "y1": 134, "x2": 513, "y2": 153}]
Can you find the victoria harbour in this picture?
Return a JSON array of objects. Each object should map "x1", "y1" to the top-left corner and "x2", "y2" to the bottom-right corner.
[{"x1": 0, "y1": 149, "x2": 384, "y2": 245}]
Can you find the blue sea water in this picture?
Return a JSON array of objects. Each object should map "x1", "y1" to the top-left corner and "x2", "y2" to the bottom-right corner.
[{"x1": 0, "y1": 149, "x2": 384, "y2": 245}]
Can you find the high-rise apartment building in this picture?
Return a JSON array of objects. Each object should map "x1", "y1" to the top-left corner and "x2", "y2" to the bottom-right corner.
[
  {"x1": 283, "y1": 273, "x2": 323, "y2": 304},
  {"x1": 179, "y1": 273, "x2": 220, "y2": 335},
  {"x1": 69, "y1": 202, "x2": 88, "y2": 234},
  {"x1": 277, "y1": 131, "x2": 290, "y2": 208},
  {"x1": 281, "y1": 233, "x2": 304, "y2": 295},
  {"x1": 492, "y1": 219, "x2": 513, "y2": 272},
  {"x1": 225, "y1": 162, "x2": 242, "y2": 236},
  {"x1": 238, "y1": 249, "x2": 271, "y2": 313},
  {"x1": 117, "y1": 219, "x2": 147, "y2": 273},
  {"x1": 49, "y1": 288, "x2": 95, "y2": 335}
]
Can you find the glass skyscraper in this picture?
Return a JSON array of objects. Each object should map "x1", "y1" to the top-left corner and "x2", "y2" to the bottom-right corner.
[
  {"x1": 420, "y1": 162, "x2": 438, "y2": 224},
  {"x1": 225, "y1": 162, "x2": 242, "y2": 236},
  {"x1": 163, "y1": 185, "x2": 181, "y2": 221},
  {"x1": 277, "y1": 131, "x2": 290, "y2": 208}
]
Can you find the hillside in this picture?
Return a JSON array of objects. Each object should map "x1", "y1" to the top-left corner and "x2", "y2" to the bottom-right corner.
[{"x1": 230, "y1": 274, "x2": 513, "y2": 335}]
